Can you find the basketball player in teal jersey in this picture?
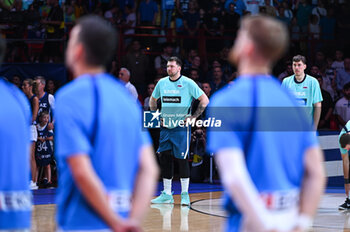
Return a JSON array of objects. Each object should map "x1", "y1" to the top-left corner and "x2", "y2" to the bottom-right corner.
[
  {"x1": 149, "y1": 56, "x2": 209, "y2": 205},
  {"x1": 282, "y1": 55, "x2": 323, "y2": 128}
]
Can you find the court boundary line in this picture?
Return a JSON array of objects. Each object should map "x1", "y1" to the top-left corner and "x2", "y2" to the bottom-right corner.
[{"x1": 190, "y1": 198, "x2": 228, "y2": 218}]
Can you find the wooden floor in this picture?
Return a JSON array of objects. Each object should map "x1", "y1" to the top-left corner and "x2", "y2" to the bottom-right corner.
[{"x1": 31, "y1": 191, "x2": 350, "y2": 232}]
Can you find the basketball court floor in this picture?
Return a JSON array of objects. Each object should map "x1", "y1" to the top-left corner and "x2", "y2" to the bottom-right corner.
[{"x1": 30, "y1": 181, "x2": 350, "y2": 232}]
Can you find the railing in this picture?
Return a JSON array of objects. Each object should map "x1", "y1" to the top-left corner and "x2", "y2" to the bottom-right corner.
[{"x1": 0, "y1": 22, "x2": 345, "y2": 65}]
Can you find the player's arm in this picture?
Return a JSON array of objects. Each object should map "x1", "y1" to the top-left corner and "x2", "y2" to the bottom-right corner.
[
  {"x1": 45, "y1": 136, "x2": 54, "y2": 141},
  {"x1": 149, "y1": 96, "x2": 158, "y2": 111},
  {"x1": 191, "y1": 93, "x2": 209, "y2": 119},
  {"x1": 296, "y1": 146, "x2": 325, "y2": 230},
  {"x1": 32, "y1": 96, "x2": 39, "y2": 124},
  {"x1": 313, "y1": 102, "x2": 322, "y2": 128},
  {"x1": 48, "y1": 94, "x2": 55, "y2": 129},
  {"x1": 215, "y1": 148, "x2": 275, "y2": 230},
  {"x1": 129, "y1": 145, "x2": 159, "y2": 223},
  {"x1": 67, "y1": 154, "x2": 127, "y2": 231},
  {"x1": 342, "y1": 152, "x2": 350, "y2": 196}
]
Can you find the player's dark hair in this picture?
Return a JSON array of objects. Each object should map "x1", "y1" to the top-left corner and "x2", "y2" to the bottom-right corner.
[
  {"x1": 293, "y1": 55, "x2": 307, "y2": 64},
  {"x1": 168, "y1": 56, "x2": 182, "y2": 67},
  {"x1": 0, "y1": 36, "x2": 6, "y2": 64},
  {"x1": 340, "y1": 133, "x2": 350, "y2": 149},
  {"x1": 343, "y1": 82, "x2": 350, "y2": 90},
  {"x1": 76, "y1": 15, "x2": 117, "y2": 67}
]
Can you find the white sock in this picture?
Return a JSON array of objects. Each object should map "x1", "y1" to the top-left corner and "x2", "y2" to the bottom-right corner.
[
  {"x1": 180, "y1": 178, "x2": 189, "y2": 193},
  {"x1": 163, "y1": 178, "x2": 172, "y2": 195}
]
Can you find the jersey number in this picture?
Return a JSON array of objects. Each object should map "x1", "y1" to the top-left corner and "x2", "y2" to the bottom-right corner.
[{"x1": 37, "y1": 142, "x2": 48, "y2": 152}]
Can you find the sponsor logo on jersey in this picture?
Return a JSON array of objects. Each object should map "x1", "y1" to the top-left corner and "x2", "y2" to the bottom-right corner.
[
  {"x1": 164, "y1": 90, "x2": 180, "y2": 94},
  {"x1": 162, "y1": 96, "x2": 181, "y2": 103}
]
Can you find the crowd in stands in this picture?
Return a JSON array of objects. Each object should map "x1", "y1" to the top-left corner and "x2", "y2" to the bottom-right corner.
[{"x1": 0, "y1": 0, "x2": 349, "y2": 62}]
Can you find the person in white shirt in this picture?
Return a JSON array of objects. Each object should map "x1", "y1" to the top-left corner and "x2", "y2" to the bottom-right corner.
[
  {"x1": 119, "y1": 67, "x2": 138, "y2": 101},
  {"x1": 335, "y1": 82, "x2": 350, "y2": 128}
]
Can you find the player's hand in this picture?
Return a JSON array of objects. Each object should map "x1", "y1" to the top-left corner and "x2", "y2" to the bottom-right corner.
[{"x1": 116, "y1": 219, "x2": 142, "y2": 232}]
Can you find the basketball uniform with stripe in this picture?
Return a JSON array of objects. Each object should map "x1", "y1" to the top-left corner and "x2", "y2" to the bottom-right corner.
[
  {"x1": 0, "y1": 79, "x2": 32, "y2": 230},
  {"x1": 55, "y1": 74, "x2": 151, "y2": 230},
  {"x1": 152, "y1": 75, "x2": 204, "y2": 158},
  {"x1": 282, "y1": 74, "x2": 323, "y2": 120},
  {"x1": 207, "y1": 75, "x2": 318, "y2": 231}
]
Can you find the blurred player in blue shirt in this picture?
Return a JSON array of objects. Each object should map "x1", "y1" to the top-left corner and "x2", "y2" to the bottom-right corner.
[
  {"x1": 207, "y1": 15, "x2": 325, "y2": 232},
  {"x1": 0, "y1": 37, "x2": 32, "y2": 230},
  {"x1": 55, "y1": 15, "x2": 158, "y2": 231}
]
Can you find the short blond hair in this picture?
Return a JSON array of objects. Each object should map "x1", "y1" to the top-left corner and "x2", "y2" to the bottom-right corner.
[{"x1": 241, "y1": 15, "x2": 289, "y2": 62}]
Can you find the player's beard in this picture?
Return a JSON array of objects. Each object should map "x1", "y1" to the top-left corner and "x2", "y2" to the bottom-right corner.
[{"x1": 168, "y1": 70, "x2": 179, "y2": 78}]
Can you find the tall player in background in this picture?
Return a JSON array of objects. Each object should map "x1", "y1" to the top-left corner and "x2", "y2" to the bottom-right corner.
[
  {"x1": 0, "y1": 36, "x2": 32, "y2": 230},
  {"x1": 55, "y1": 15, "x2": 158, "y2": 231},
  {"x1": 282, "y1": 55, "x2": 323, "y2": 128},
  {"x1": 207, "y1": 16, "x2": 325, "y2": 231}
]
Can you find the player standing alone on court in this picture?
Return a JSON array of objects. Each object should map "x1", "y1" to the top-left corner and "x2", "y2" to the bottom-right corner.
[
  {"x1": 150, "y1": 56, "x2": 209, "y2": 205},
  {"x1": 55, "y1": 15, "x2": 158, "y2": 231},
  {"x1": 207, "y1": 16, "x2": 325, "y2": 232}
]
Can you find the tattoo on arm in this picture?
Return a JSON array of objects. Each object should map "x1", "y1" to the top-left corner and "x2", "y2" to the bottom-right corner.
[{"x1": 193, "y1": 104, "x2": 206, "y2": 118}]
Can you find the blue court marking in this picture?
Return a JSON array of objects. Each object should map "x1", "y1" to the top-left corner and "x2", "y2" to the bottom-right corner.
[
  {"x1": 325, "y1": 187, "x2": 345, "y2": 194},
  {"x1": 33, "y1": 188, "x2": 56, "y2": 205},
  {"x1": 32, "y1": 183, "x2": 344, "y2": 205}
]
